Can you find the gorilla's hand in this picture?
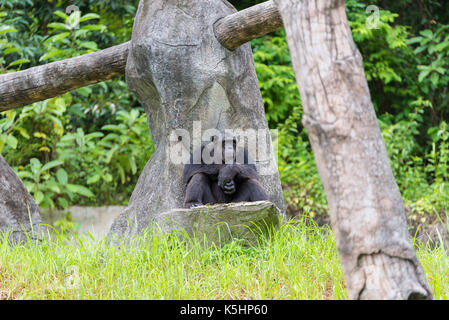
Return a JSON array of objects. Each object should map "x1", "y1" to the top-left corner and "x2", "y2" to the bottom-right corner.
[{"x1": 189, "y1": 202, "x2": 204, "y2": 208}]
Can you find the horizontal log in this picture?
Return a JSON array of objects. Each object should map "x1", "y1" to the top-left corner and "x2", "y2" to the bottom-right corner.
[
  {"x1": 0, "y1": 1, "x2": 283, "y2": 112},
  {"x1": 0, "y1": 42, "x2": 129, "y2": 112},
  {"x1": 214, "y1": 0, "x2": 283, "y2": 50}
]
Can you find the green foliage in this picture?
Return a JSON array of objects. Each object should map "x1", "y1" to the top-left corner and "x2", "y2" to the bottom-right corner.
[
  {"x1": 0, "y1": 11, "x2": 29, "y2": 71},
  {"x1": 56, "y1": 109, "x2": 154, "y2": 205},
  {"x1": 276, "y1": 104, "x2": 328, "y2": 218},
  {"x1": 252, "y1": 30, "x2": 301, "y2": 127},
  {"x1": 40, "y1": 9, "x2": 106, "y2": 62},
  {"x1": 407, "y1": 24, "x2": 449, "y2": 122},
  {"x1": 16, "y1": 157, "x2": 93, "y2": 209}
]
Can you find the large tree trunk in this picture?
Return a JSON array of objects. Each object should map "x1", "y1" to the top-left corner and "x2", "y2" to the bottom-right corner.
[
  {"x1": 273, "y1": 0, "x2": 432, "y2": 299},
  {"x1": 0, "y1": 155, "x2": 47, "y2": 244},
  {"x1": 108, "y1": 0, "x2": 285, "y2": 241},
  {"x1": 0, "y1": 1, "x2": 283, "y2": 112}
]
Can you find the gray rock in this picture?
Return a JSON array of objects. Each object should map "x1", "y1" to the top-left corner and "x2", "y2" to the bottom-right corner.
[
  {"x1": 124, "y1": 201, "x2": 281, "y2": 246},
  {"x1": 0, "y1": 155, "x2": 47, "y2": 244},
  {"x1": 109, "y1": 0, "x2": 285, "y2": 240}
]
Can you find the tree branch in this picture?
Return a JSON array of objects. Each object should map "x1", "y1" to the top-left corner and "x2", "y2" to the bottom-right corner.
[
  {"x1": 214, "y1": 0, "x2": 283, "y2": 50},
  {"x1": 0, "y1": 42, "x2": 129, "y2": 112}
]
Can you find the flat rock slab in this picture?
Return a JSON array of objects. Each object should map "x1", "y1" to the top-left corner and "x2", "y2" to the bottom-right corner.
[{"x1": 153, "y1": 201, "x2": 281, "y2": 246}]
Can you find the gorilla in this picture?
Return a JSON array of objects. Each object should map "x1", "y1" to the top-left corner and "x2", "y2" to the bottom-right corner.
[{"x1": 182, "y1": 134, "x2": 269, "y2": 208}]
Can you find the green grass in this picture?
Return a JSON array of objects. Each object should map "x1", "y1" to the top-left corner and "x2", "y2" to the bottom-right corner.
[{"x1": 0, "y1": 219, "x2": 447, "y2": 300}]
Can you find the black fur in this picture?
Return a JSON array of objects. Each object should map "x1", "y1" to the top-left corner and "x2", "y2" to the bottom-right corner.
[{"x1": 183, "y1": 139, "x2": 268, "y2": 208}]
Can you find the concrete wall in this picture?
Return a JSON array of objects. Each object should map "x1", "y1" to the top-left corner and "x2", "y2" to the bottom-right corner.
[{"x1": 42, "y1": 206, "x2": 125, "y2": 239}]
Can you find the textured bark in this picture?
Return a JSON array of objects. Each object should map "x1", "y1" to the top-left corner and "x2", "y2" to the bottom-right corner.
[
  {"x1": 0, "y1": 42, "x2": 129, "y2": 112},
  {"x1": 0, "y1": 1, "x2": 283, "y2": 111},
  {"x1": 214, "y1": 0, "x2": 283, "y2": 50},
  {"x1": 109, "y1": 0, "x2": 285, "y2": 242},
  {"x1": 0, "y1": 155, "x2": 47, "y2": 244},
  {"x1": 273, "y1": 0, "x2": 432, "y2": 299}
]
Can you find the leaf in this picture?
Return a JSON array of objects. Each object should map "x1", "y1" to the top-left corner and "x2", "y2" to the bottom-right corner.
[
  {"x1": 47, "y1": 22, "x2": 71, "y2": 31},
  {"x1": 5, "y1": 135, "x2": 17, "y2": 149},
  {"x1": 129, "y1": 156, "x2": 137, "y2": 175},
  {"x1": 406, "y1": 36, "x2": 422, "y2": 45},
  {"x1": 85, "y1": 132, "x2": 104, "y2": 140},
  {"x1": 34, "y1": 191, "x2": 44, "y2": 205},
  {"x1": 3, "y1": 47, "x2": 19, "y2": 55},
  {"x1": 45, "y1": 180, "x2": 61, "y2": 193},
  {"x1": 57, "y1": 197, "x2": 69, "y2": 209},
  {"x1": 54, "y1": 11, "x2": 69, "y2": 20},
  {"x1": 78, "y1": 41, "x2": 98, "y2": 51},
  {"x1": 103, "y1": 173, "x2": 113, "y2": 183},
  {"x1": 81, "y1": 24, "x2": 106, "y2": 31},
  {"x1": 66, "y1": 184, "x2": 94, "y2": 198},
  {"x1": 414, "y1": 46, "x2": 427, "y2": 54},
  {"x1": 79, "y1": 13, "x2": 100, "y2": 22},
  {"x1": 0, "y1": 25, "x2": 17, "y2": 34},
  {"x1": 56, "y1": 168, "x2": 68, "y2": 185},
  {"x1": 39, "y1": 50, "x2": 64, "y2": 61},
  {"x1": 41, "y1": 160, "x2": 63, "y2": 172},
  {"x1": 420, "y1": 30, "x2": 433, "y2": 38},
  {"x1": 46, "y1": 32, "x2": 70, "y2": 43},
  {"x1": 101, "y1": 124, "x2": 122, "y2": 131},
  {"x1": 434, "y1": 41, "x2": 449, "y2": 52},
  {"x1": 30, "y1": 158, "x2": 42, "y2": 170},
  {"x1": 87, "y1": 174, "x2": 100, "y2": 184},
  {"x1": 430, "y1": 72, "x2": 439, "y2": 86},
  {"x1": 105, "y1": 146, "x2": 119, "y2": 164},
  {"x1": 418, "y1": 69, "x2": 431, "y2": 82},
  {"x1": 8, "y1": 59, "x2": 30, "y2": 68},
  {"x1": 16, "y1": 171, "x2": 34, "y2": 180},
  {"x1": 13, "y1": 126, "x2": 30, "y2": 139}
]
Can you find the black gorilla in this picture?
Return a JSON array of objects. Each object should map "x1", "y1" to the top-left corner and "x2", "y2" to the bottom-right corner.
[{"x1": 182, "y1": 135, "x2": 268, "y2": 208}]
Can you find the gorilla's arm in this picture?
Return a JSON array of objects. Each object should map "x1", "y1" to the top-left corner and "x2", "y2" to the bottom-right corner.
[
  {"x1": 231, "y1": 178, "x2": 269, "y2": 202},
  {"x1": 184, "y1": 173, "x2": 216, "y2": 208}
]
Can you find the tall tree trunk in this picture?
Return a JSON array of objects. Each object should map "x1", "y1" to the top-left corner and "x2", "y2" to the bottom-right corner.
[{"x1": 273, "y1": 0, "x2": 432, "y2": 299}]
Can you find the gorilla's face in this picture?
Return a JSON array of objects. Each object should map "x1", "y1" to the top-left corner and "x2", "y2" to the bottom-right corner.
[
  {"x1": 218, "y1": 165, "x2": 238, "y2": 195},
  {"x1": 220, "y1": 178, "x2": 236, "y2": 195}
]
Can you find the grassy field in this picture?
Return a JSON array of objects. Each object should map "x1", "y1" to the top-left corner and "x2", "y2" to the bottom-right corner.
[{"x1": 0, "y1": 218, "x2": 448, "y2": 300}]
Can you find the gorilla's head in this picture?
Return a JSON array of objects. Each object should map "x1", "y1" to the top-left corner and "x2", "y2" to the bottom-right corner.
[{"x1": 218, "y1": 165, "x2": 238, "y2": 195}]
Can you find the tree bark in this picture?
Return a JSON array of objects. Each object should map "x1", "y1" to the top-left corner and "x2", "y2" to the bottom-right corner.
[
  {"x1": 0, "y1": 154, "x2": 47, "y2": 244},
  {"x1": 273, "y1": 0, "x2": 432, "y2": 299},
  {"x1": 0, "y1": 0, "x2": 283, "y2": 112}
]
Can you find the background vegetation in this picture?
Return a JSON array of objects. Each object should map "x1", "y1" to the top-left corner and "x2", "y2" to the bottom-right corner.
[{"x1": 1, "y1": 0, "x2": 449, "y2": 228}]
